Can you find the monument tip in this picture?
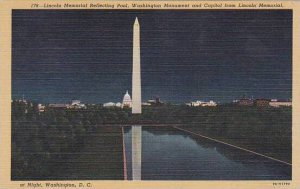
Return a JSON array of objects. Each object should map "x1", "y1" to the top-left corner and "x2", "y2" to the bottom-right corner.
[{"x1": 134, "y1": 17, "x2": 139, "y2": 25}]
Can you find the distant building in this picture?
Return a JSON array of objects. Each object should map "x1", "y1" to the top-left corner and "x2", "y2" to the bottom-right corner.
[
  {"x1": 48, "y1": 104, "x2": 70, "y2": 109},
  {"x1": 69, "y1": 100, "x2": 86, "y2": 109},
  {"x1": 147, "y1": 97, "x2": 164, "y2": 106},
  {"x1": 202, "y1": 100, "x2": 217, "y2": 107},
  {"x1": 147, "y1": 99, "x2": 155, "y2": 104},
  {"x1": 232, "y1": 99, "x2": 239, "y2": 103},
  {"x1": 238, "y1": 98, "x2": 254, "y2": 106},
  {"x1": 37, "y1": 104, "x2": 45, "y2": 112},
  {"x1": 254, "y1": 99, "x2": 270, "y2": 107},
  {"x1": 48, "y1": 99, "x2": 86, "y2": 110},
  {"x1": 269, "y1": 99, "x2": 292, "y2": 107},
  {"x1": 71, "y1": 100, "x2": 81, "y2": 105},
  {"x1": 102, "y1": 90, "x2": 132, "y2": 109},
  {"x1": 116, "y1": 102, "x2": 122, "y2": 108},
  {"x1": 20, "y1": 94, "x2": 28, "y2": 104},
  {"x1": 191, "y1": 101, "x2": 203, "y2": 107},
  {"x1": 142, "y1": 102, "x2": 151, "y2": 106},
  {"x1": 187, "y1": 100, "x2": 217, "y2": 107},
  {"x1": 103, "y1": 102, "x2": 116, "y2": 107},
  {"x1": 122, "y1": 90, "x2": 132, "y2": 108},
  {"x1": 16, "y1": 95, "x2": 28, "y2": 104}
]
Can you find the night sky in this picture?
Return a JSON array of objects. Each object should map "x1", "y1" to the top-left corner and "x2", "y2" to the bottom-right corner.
[{"x1": 12, "y1": 10, "x2": 292, "y2": 104}]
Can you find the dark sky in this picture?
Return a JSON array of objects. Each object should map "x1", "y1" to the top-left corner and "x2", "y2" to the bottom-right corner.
[{"x1": 12, "y1": 10, "x2": 292, "y2": 104}]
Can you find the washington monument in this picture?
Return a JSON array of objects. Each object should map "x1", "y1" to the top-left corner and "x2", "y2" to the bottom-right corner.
[
  {"x1": 132, "y1": 17, "x2": 141, "y2": 114},
  {"x1": 131, "y1": 17, "x2": 142, "y2": 180}
]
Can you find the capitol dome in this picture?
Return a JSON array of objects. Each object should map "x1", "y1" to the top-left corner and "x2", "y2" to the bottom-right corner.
[{"x1": 122, "y1": 90, "x2": 132, "y2": 108}]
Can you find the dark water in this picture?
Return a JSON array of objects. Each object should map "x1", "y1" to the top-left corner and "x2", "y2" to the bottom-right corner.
[{"x1": 124, "y1": 126, "x2": 291, "y2": 180}]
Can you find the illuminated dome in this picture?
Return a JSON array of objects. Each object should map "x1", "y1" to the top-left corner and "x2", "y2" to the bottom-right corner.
[{"x1": 122, "y1": 90, "x2": 132, "y2": 108}]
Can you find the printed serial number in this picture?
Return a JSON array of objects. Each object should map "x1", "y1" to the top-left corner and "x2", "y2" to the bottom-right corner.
[{"x1": 273, "y1": 182, "x2": 290, "y2": 186}]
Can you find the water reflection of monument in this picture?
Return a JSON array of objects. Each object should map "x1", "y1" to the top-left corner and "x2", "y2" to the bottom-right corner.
[{"x1": 131, "y1": 17, "x2": 142, "y2": 180}]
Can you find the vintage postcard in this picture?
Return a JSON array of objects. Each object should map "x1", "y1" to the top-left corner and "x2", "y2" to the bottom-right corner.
[{"x1": 0, "y1": 0, "x2": 299, "y2": 188}]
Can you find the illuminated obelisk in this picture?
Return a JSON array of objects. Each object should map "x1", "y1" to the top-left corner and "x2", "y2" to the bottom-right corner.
[
  {"x1": 131, "y1": 17, "x2": 142, "y2": 180},
  {"x1": 132, "y1": 17, "x2": 141, "y2": 114}
]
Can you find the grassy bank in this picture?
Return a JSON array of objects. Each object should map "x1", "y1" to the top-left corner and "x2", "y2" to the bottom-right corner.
[
  {"x1": 12, "y1": 101, "x2": 124, "y2": 180},
  {"x1": 144, "y1": 105, "x2": 291, "y2": 163}
]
